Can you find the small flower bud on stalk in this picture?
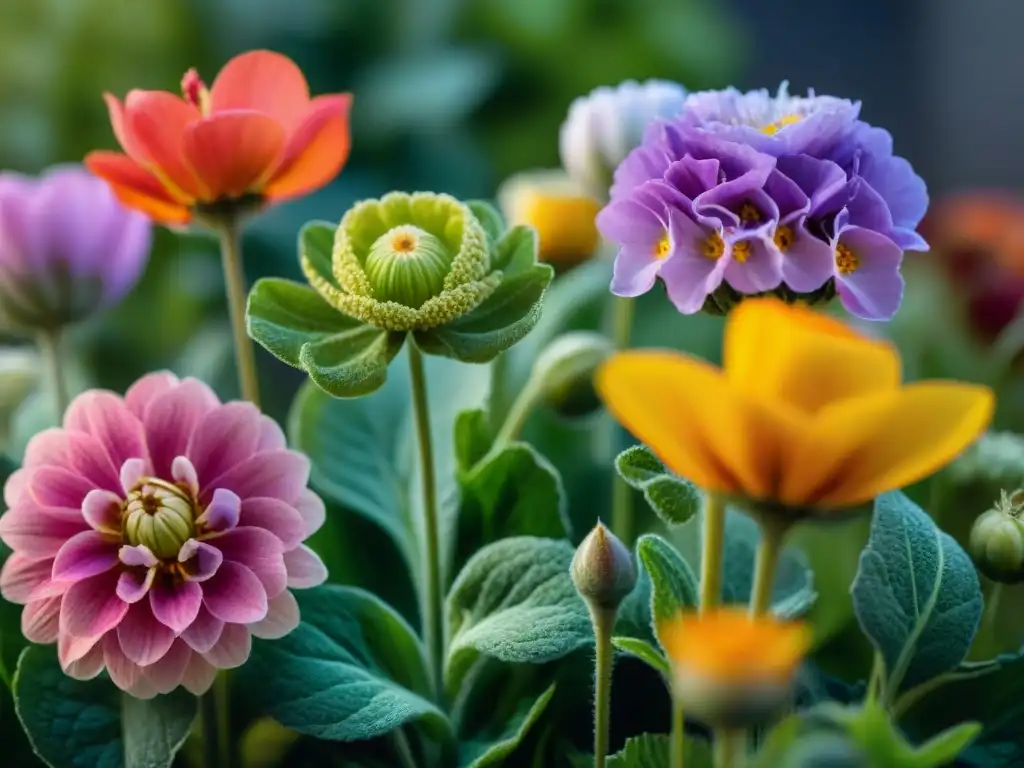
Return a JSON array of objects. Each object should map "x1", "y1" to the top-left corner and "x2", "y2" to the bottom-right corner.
[
  {"x1": 571, "y1": 522, "x2": 637, "y2": 768},
  {"x1": 533, "y1": 332, "x2": 615, "y2": 421},
  {"x1": 969, "y1": 489, "x2": 1024, "y2": 583}
]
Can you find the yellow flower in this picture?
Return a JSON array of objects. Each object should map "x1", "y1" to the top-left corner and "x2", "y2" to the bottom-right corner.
[
  {"x1": 596, "y1": 298, "x2": 994, "y2": 517},
  {"x1": 660, "y1": 608, "x2": 811, "y2": 727},
  {"x1": 497, "y1": 170, "x2": 601, "y2": 268}
]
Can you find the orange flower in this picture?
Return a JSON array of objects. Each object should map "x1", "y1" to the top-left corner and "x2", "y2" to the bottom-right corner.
[
  {"x1": 597, "y1": 298, "x2": 994, "y2": 516},
  {"x1": 84, "y1": 50, "x2": 352, "y2": 225}
]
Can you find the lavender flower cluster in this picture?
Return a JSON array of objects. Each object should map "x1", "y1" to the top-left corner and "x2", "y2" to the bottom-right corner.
[{"x1": 597, "y1": 84, "x2": 928, "y2": 320}]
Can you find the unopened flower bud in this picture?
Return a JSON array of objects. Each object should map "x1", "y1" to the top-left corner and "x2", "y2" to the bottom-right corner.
[
  {"x1": 532, "y1": 332, "x2": 614, "y2": 419},
  {"x1": 364, "y1": 225, "x2": 452, "y2": 309},
  {"x1": 559, "y1": 80, "x2": 688, "y2": 200},
  {"x1": 969, "y1": 489, "x2": 1024, "y2": 583},
  {"x1": 571, "y1": 521, "x2": 637, "y2": 611},
  {"x1": 124, "y1": 480, "x2": 196, "y2": 559}
]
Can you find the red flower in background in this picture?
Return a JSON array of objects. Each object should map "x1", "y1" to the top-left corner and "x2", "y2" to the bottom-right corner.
[
  {"x1": 923, "y1": 193, "x2": 1024, "y2": 341},
  {"x1": 85, "y1": 50, "x2": 352, "y2": 225}
]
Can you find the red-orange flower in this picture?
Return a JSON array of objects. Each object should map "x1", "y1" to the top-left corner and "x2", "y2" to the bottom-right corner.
[{"x1": 85, "y1": 50, "x2": 352, "y2": 225}]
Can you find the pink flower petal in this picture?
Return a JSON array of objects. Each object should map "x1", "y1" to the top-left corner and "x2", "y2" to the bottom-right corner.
[
  {"x1": 195, "y1": 488, "x2": 240, "y2": 533},
  {"x1": 124, "y1": 371, "x2": 180, "y2": 420},
  {"x1": 203, "y1": 450, "x2": 309, "y2": 506},
  {"x1": 186, "y1": 401, "x2": 263, "y2": 487},
  {"x1": 117, "y1": 567, "x2": 156, "y2": 604},
  {"x1": 171, "y1": 456, "x2": 199, "y2": 496},
  {"x1": 283, "y1": 545, "x2": 327, "y2": 588},
  {"x1": 117, "y1": 600, "x2": 175, "y2": 666},
  {"x1": 249, "y1": 590, "x2": 300, "y2": 640},
  {"x1": 104, "y1": 633, "x2": 159, "y2": 699},
  {"x1": 201, "y1": 622, "x2": 252, "y2": 669},
  {"x1": 180, "y1": 605, "x2": 224, "y2": 653},
  {"x1": 256, "y1": 416, "x2": 286, "y2": 452},
  {"x1": 119, "y1": 458, "x2": 148, "y2": 496},
  {"x1": 64, "y1": 644, "x2": 105, "y2": 680},
  {"x1": 63, "y1": 391, "x2": 149, "y2": 470},
  {"x1": 51, "y1": 530, "x2": 120, "y2": 582},
  {"x1": 149, "y1": 579, "x2": 202, "y2": 633},
  {"x1": 294, "y1": 489, "x2": 326, "y2": 538},
  {"x1": 59, "y1": 569, "x2": 128, "y2": 638},
  {"x1": 1, "y1": 554, "x2": 54, "y2": 603},
  {"x1": 65, "y1": 432, "x2": 122, "y2": 494},
  {"x1": 0, "y1": 504, "x2": 88, "y2": 558},
  {"x1": 27, "y1": 466, "x2": 95, "y2": 509},
  {"x1": 22, "y1": 596, "x2": 61, "y2": 643},
  {"x1": 4, "y1": 469, "x2": 27, "y2": 508},
  {"x1": 239, "y1": 497, "x2": 306, "y2": 550},
  {"x1": 144, "y1": 379, "x2": 220, "y2": 478},
  {"x1": 208, "y1": 50, "x2": 310, "y2": 130},
  {"x1": 202, "y1": 562, "x2": 268, "y2": 624},
  {"x1": 142, "y1": 639, "x2": 191, "y2": 694},
  {"x1": 119, "y1": 544, "x2": 158, "y2": 568},
  {"x1": 23, "y1": 429, "x2": 70, "y2": 468},
  {"x1": 181, "y1": 652, "x2": 217, "y2": 696},
  {"x1": 59, "y1": 630, "x2": 103, "y2": 667},
  {"x1": 214, "y1": 527, "x2": 286, "y2": 598},
  {"x1": 179, "y1": 539, "x2": 223, "y2": 581},
  {"x1": 82, "y1": 489, "x2": 123, "y2": 534}
]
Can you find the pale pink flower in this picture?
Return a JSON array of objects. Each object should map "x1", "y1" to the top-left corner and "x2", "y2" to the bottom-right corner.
[{"x1": 0, "y1": 372, "x2": 327, "y2": 698}]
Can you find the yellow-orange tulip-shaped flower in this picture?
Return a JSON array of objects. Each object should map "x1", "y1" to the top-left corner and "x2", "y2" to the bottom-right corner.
[{"x1": 597, "y1": 298, "x2": 994, "y2": 518}]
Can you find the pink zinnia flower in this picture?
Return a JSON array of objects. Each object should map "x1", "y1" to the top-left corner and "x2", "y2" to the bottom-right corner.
[{"x1": 0, "y1": 372, "x2": 327, "y2": 698}]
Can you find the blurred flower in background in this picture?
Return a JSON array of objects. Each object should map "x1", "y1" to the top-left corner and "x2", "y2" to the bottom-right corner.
[{"x1": 0, "y1": 165, "x2": 151, "y2": 330}]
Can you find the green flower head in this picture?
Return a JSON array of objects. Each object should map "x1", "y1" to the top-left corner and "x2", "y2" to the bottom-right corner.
[{"x1": 247, "y1": 193, "x2": 554, "y2": 398}]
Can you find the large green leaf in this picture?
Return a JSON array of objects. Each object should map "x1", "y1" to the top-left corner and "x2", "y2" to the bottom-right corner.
[
  {"x1": 606, "y1": 733, "x2": 712, "y2": 767},
  {"x1": 445, "y1": 537, "x2": 591, "y2": 696},
  {"x1": 455, "y1": 441, "x2": 570, "y2": 569},
  {"x1": 458, "y1": 683, "x2": 555, "y2": 767},
  {"x1": 851, "y1": 492, "x2": 983, "y2": 698},
  {"x1": 635, "y1": 534, "x2": 698, "y2": 642},
  {"x1": 240, "y1": 586, "x2": 451, "y2": 747},
  {"x1": 13, "y1": 646, "x2": 195, "y2": 768},
  {"x1": 615, "y1": 446, "x2": 701, "y2": 526}
]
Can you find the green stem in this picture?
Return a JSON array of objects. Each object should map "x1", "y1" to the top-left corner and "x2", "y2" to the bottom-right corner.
[
  {"x1": 866, "y1": 651, "x2": 885, "y2": 704},
  {"x1": 609, "y1": 296, "x2": 636, "y2": 545},
  {"x1": 409, "y1": 343, "x2": 444, "y2": 694},
  {"x1": 749, "y1": 520, "x2": 790, "y2": 616},
  {"x1": 200, "y1": 672, "x2": 232, "y2": 768},
  {"x1": 391, "y1": 728, "x2": 418, "y2": 768},
  {"x1": 891, "y1": 664, "x2": 996, "y2": 719},
  {"x1": 670, "y1": 697, "x2": 685, "y2": 768},
  {"x1": 699, "y1": 494, "x2": 727, "y2": 612},
  {"x1": 982, "y1": 581, "x2": 1004, "y2": 640},
  {"x1": 493, "y1": 375, "x2": 543, "y2": 449},
  {"x1": 712, "y1": 729, "x2": 743, "y2": 768},
  {"x1": 590, "y1": 606, "x2": 616, "y2": 768},
  {"x1": 37, "y1": 329, "x2": 69, "y2": 420},
  {"x1": 216, "y1": 218, "x2": 260, "y2": 406}
]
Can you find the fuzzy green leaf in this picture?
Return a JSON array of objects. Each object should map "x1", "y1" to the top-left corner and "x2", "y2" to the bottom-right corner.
[
  {"x1": 467, "y1": 200, "x2": 505, "y2": 245},
  {"x1": 241, "y1": 585, "x2": 452, "y2": 745},
  {"x1": 455, "y1": 442, "x2": 570, "y2": 568},
  {"x1": 611, "y1": 637, "x2": 670, "y2": 678},
  {"x1": 459, "y1": 684, "x2": 555, "y2": 767},
  {"x1": 13, "y1": 646, "x2": 194, "y2": 768},
  {"x1": 445, "y1": 537, "x2": 591, "y2": 696},
  {"x1": 615, "y1": 446, "x2": 701, "y2": 525},
  {"x1": 298, "y1": 220, "x2": 339, "y2": 285},
  {"x1": 453, "y1": 408, "x2": 493, "y2": 472},
  {"x1": 852, "y1": 492, "x2": 983, "y2": 696},
  {"x1": 636, "y1": 534, "x2": 698, "y2": 640},
  {"x1": 606, "y1": 733, "x2": 712, "y2": 767}
]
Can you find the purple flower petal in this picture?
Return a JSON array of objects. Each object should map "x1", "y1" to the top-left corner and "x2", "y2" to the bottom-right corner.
[
  {"x1": 180, "y1": 605, "x2": 225, "y2": 653},
  {"x1": 663, "y1": 156, "x2": 720, "y2": 199},
  {"x1": 59, "y1": 569, "x2": 128, "y2": 638},
  {"x1": 610, "y1": 244, "x2": 664, "y2": 298},
  {"x1": 249, "y1": 590, "x2": 301, "y2": 640},
  {"x1": 776, "y1": 155, "x2": 848, "y2": 215},
  {"x1": 51, "y1": 530, "x2": 119, "y2": 582},
  {"x1": 202, "y1": 561, "x2": 268, "y2": 623},
  {"x1": 117, "y1": 600, "x2": 175, "y2": 666},
  {"x1": 202, "y1": 451, "x2": 309, "y2": 506},
  {"x1": 778, "y1": 222, "x2": 835, "y2": 293},
  {"x1": 283, "y1": 545, "x2": 328, "y2": 589},
  {"x1": 179, "y1": 539, "x2": 223, "y2": 581},
  {"x1": 834, "y1": 226, "x2": 905, "y2": 321},
  {"x1": 27, "y1": 466, "x2": 95, "y2": 509},
  {"x1": 0, "y1": 503, "x2": 88, "y2": 558},
  {"x1": 596, "y1": 197, "x2": 665, "y2": 245},
  {"x1": 256, "y1": 417, "x2": 287, "y2": 453},
  {"x1": 119, "y1": 544, "x2": 159, "y2": 568},
  {"x1": 185, "y1": 402, "x2": 263, "y2": 487},
  {"x1": 764, "y1": 168, "x2": 809, "y2": 220},
  {"x1": 23, "y1": 596, "x2": 61, "y2": 643},
  {"x1": 610, "y1": 144, "x2": 672, "y2": 201},
  {"x1": 63, "y1": 391, "x2": 149, "y2": 470},
  {"x1": 723, "y1": 235, "x2": 783, "y2": 294},
  {"x1": 116, "y1": 567, "x2": 156, "y2": 604},
  {"x1": 214, "y1": 527, "x2": 287, "y2": 599},
  {"x1": 124, "y1": 372, "x2": 180, "y2": 420},
  {"x1": 195, "y1": 488, "x2": 241, "y2": 534},
  {"x1": 150, "y1": 579, "x2": 203, "y2": 633},
  {"x1": 171, "y1": 456, "x2": 199, "y2": 495},
  {"x1": 1, "y1": 553, "x2": 55, "y2": 603},
  {"x1": 201, "y1": 622, "x2": 252, "y2": 669},
  {"x1": 140, "y1": 639, "x2": 191, "y2": 694},
  {"x1": 858, "y1": 152, "x2": 928, "y2": 232},
  {"x1": 240, "y1": 497, "x2": 308, "y2": 549},
  {"x1": 119, "y1": 457, "x2": 147, "y2": 496},
  {"x1": 143, "y1": 378, "x2": 220, "y2": 479},
  {"x1": 83, "y1": 489, "x2": 123, "y2": 534},
  {"x1": 294, "y1": 490, "x2": 326, "y2": 539},
  {"x1": 63, "y1": 432, "x2": 122, "y2": 493}
]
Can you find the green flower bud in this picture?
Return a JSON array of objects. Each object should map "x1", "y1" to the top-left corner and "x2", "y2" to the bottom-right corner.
[
  {"x1": 532, "y1": 332, "x2": 614, "y2": 419},
  {"x1": 969, "y1": 489, "x2": 1024, "y2": 583},
  {"x1": 571, "y1": 521, "x2": 637, "y2": 610},
  {"x1": 302, "y1": 192, "x2": 500, "y2": 332},
  {"x1": 124, "y1": 480, "x2": 196, "y2": 559},
  {"x1": 948, "y1": 431, "x2": 1024, "y2": 490}
]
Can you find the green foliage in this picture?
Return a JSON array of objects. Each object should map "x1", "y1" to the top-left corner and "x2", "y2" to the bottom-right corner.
[
  {"x1": 610, "y1": 637, "x2": 670, "y2": 678},
  {"x1": 13, "y1": 646, "x2": 194, "y2": 768},
  {"x1": 606, "y1": 733, "x2": 712, "y2": 767},
  {"x1": 635, "y1": 534, "x2": 698, "y2": 639},
  {"x1": 615, "y1": 446, "x2": 701, "y2": 526},
  {"x1": 458, "y1": 683, "x2": 555, "y2": 767},
  {"x1": 852, "y1": 492, "x2": 983, "y2": 698}
]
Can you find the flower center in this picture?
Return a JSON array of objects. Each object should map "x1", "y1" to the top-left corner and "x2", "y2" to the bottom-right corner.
[
  {"x1": 701, "y1": 233, "x2": 725, "y2": 261},
  {"x1": 732, "y1": 241, "x2": 751, "y2": 264},
  {"x1": 123, "y1": 478, "x2": 196, "y2": 560},
  {"x1": 181, "y1": 68, "x2": 211, "y2": 115},
  {"x1": 774, "y1": 225, "x2": 794, "y2": 252},
  {"x1": 391, "y1": 231, "x2": 418, "y2": 254},
  {"x1": 760, "y1": 114, "x2": 802, "y2": 135},
  {"x1": 364, "y1": 225, "x2": 452, "y2": 308},
  {"x1": 654, "y1": 234, "x2": 671, "y2": 260},
  {"x1": 834, "y1": 243, "x2": 859, "y2": 274},
  {"x1": 739, "y1": 203, "x2": 762, "y2": 224}
]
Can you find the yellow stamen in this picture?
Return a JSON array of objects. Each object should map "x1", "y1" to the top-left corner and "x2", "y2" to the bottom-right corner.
[
  {"x1": 835, "y1": 242, "x2": 859, "y2": 274},
  {"x1": 732, "y1": 241, "x2": 751, "y2": 264},
  {"x1": 392, "y1": 232, "x2": 418, "y2": 254},
  {"x1": 739, "y1": 203, "x2": 762, "y2": 224},
  {"x1": 774, "y1": 225, "x2": 794, "y2": 252},
  {"x1": 701, "y1": 233, "x2": 725, "y2": 261},
  {"x1": 654, "y1": 234, "x2": 671, "y2": 260},
  {"x1": 761, "y1": 114, "x2": 802, "y2": 136}
]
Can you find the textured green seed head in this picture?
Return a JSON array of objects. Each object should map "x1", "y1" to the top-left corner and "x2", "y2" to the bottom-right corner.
[
  {"x1": 123, "y1": 484, "x2": 195, "y2": 560},
  {"x1": 363, "y1": 225, "x2": 451, "y2": 309}
]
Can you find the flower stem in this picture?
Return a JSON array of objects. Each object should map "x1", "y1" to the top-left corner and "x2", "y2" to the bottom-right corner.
[
  {"x1": 982, "y1": 581, "x2": 1004, "y2": 639},
  {"x1": 493, "y1": 374, "x2": 543, "y2": 449},
  {"x1": 37, "y1": 329, "x2": 69, "y2": 420},
  {"x1": 216, "y1": 217, "x2": 260, "y2": 406},
  {"x1": 409, "y1": 343, "x2": 444, "y2": 693},
  {"x1": 699, "y1": 494, "x2": 727, "y2": 612},
  {"x1": 749, "y1": 519, "x2": 790, "y2": 616},
  {"x1": 200, "y1": 672, "x2": 233, "y2": 768},
  {"x1": 609, "y1": 297, "x2": 636, "y2": 545},
  {"x1": 712, "y1": 729, "x2": 743, "y2": 768},
  {"x1": 670, "y1": 697, "x2": 685, "y2": 768},
  {"x1": 589, "y1": 606, "x2": 616, "y2": 768}
]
